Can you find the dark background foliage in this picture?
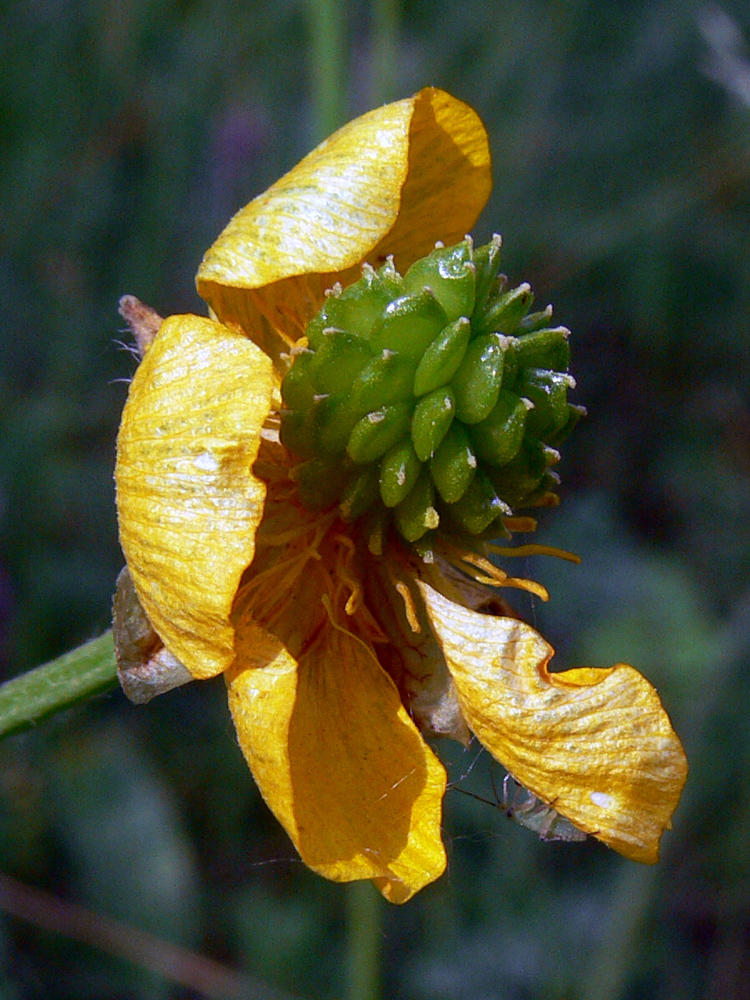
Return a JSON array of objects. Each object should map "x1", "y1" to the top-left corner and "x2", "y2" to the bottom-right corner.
[{"x1": 1, "y1": 0, "x2": 749, "y2": 997}]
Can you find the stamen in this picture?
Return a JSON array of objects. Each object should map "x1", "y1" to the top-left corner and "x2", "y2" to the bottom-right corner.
[
  {"x1": 333, "y1": 533, "x2": 356, "y2": 553},
  {"x1": 486, "y1": 543, "x2": 581, "y2": 564},
  {"x1": 332, "y1": 533, "x2": 364, "y2": 617},
  {"x1": 321, "y1": 594, "x2": 388, "y2": 664},
  {"x1": 533, "y1": 493, "x2": 560, "y2": 508},
  {"x1": 501, "y1": 577, "x2": 550, "y2": 600},
  {"x1": 395, "y1": 582, "x2": 421, "y2": 634},
  {"x1": 345, "y1": 590, "x2": 361, "y2": 616},
  {"x1": 237, "y1": 503, "x2": 341, "y2": 630},
  {"x1": 503, "y1": 517, "x2": 538, "y2": 533},
  {"x1": 238, "y1": 552, "x2": 317, "y2": 628},
  {"x1": 435, "y1": 537, "x2": 551, "y2": 602},
  {"x1": 259, "y1": 509, "x2": 337, "y2": 548},
  {"x1": 472, "y1": 574, "x2": 510, "y2": 586},
  {"x1": 458, "y1": 551, "x2": 508, "y2": 580}
]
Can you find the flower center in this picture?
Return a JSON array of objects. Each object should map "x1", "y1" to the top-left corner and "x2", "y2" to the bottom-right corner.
[{"x1": 279, "y1": 235, "x2": 583, "y2": 556}]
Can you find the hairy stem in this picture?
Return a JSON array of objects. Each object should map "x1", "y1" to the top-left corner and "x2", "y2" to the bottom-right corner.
[{"x1": 0, "y1": 631, "x2": 118, "y2": 740}]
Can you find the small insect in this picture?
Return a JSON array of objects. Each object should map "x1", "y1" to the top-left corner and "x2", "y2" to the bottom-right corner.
[
  {"x1": 498, "y1": 773, "x2": 587, "y2": 843},
  {"x1": 452, "y1": 769, "x2": 587, "y2": 843}
]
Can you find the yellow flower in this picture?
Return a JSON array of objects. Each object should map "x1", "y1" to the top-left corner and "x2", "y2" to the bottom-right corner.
[{"x1": 115, "y1": 88, "x2": 687, "y2": 903}]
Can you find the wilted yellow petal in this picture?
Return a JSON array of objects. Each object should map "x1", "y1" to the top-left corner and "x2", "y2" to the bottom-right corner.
[
  {"x1": 116, "y1": 314, "x2": 274, "y2": 679},
  {"x1": 368, "y1": 87, "x2": 492, "y2": 270},
  {"x1": 196, "y1": 87, "x2": 490, "y2": 363},
  {"x1": 226, "y1": 613, "x2": 447, "y2": 903},
  {"x1": 419, "y1": 583, "x2": 688, "y2": 862}
]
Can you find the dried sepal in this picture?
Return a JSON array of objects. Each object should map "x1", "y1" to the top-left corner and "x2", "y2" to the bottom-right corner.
[
  {"x1": 118, "y1": 295, "x2": 163, "y2": 358},
  {"x1": 113, "y1": 566, "x2": 192, "y2": 704}
]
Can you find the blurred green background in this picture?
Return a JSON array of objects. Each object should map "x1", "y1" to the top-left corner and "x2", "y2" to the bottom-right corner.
[{"x1": 1, "y1": 0, "x2": 750, "y2": 997}]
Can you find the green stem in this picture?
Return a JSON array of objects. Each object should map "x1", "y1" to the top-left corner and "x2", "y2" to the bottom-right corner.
[
  {"x1": 307, "y1": 0, "x2": 347, "y2": 143},
  {"x1": 370, "y1": 0, "x2": 400, "y2": 107},
  {"x1": 0, "y1": 631, "x2": 118, "y2": 740},
  {"x1": 345, "y1": 880, "x2": 381, "y2": 1000}
]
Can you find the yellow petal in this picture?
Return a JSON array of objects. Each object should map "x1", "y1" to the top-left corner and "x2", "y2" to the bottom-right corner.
[
  {"x1": 226, "y1": 613, "x2": 447, "y2": 903},
  {"x1": 115, "y1": 314, "x2": 274, "y2": 679},
  {"x1": 419, "y1": 583, "x2": 688, "y2": 862},
  {"x1": 196, "y1": 87, "x2": 490, "y2": 361},
  {"x1": 368, "y1": 87, "x2": 493, "y2": 270}
]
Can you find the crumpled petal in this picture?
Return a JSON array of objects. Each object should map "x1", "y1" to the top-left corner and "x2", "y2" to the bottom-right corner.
[
  {"x1": 226, "y1": 608, "x2": 447, "y2": 903},
  {"x1": 196, "y1": 87, "x2": 490, "y2": 364},
  {"x1": 419, "y1": 583, "x2": 688, "y2": 862},
  {"x1": 115, "y1": 314, "x2": 274, "y2": 679}
]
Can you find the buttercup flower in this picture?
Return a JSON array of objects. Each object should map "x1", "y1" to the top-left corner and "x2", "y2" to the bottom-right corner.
[{"x1": 114, "y1": 88, "x2": 688, "y2": 903}]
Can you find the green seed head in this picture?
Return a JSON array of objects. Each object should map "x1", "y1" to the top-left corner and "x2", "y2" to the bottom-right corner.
[{"x1": 280, "y1": 237, "x2": 583, "y2": 548}]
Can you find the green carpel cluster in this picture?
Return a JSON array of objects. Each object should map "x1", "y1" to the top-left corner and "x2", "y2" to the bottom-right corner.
[{"x1": 280, "y1": 236, "x2": 584, "y2": 548}]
